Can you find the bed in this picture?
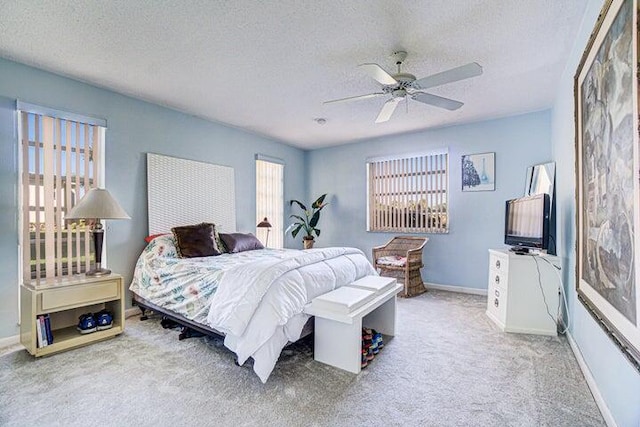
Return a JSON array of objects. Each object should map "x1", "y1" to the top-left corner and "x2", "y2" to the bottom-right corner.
[{"x1": 129, "y1": 154, "x2": 377, "y2": 382}]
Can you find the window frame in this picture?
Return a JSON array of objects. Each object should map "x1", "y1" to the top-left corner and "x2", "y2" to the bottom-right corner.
[
  {"x1": 366, "y1": 150, "x2": 449, "y2": 234},
  {"x1": 255, "y1": 154, "x2": 284, "y2": 249},
  {"x1": 17, "y1": 102, "x2": 106, "y2": 283}
]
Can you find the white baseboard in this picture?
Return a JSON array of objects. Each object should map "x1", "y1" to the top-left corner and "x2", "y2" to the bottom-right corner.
[
  {"x1": 125, "y1": 307, "x2": 141, "y2": 319},
  {"x1": 0, "y1": 334, "x2": 20, "y2": 349},
  {"x1": 567, "y1": 332, "x2": 616, "y2": 427},
  {"x1": 424, "y1": 282, "x2": 488, "y2": 296}
]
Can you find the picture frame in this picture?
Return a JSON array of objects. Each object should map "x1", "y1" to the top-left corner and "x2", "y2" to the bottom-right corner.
[
  {"x1": 575, "y1": 0, "x2": 640, "y2": 371},
  {"x1": 461, "y1": 152, "x2": 495, "y2": 192}
]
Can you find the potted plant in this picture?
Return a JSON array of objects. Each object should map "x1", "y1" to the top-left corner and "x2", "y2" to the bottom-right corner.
[{"x1": 289, "y1": 194, "x2": 328, "y2": 249}]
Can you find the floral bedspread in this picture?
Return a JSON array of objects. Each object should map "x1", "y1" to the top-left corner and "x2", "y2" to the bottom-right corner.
[{"x1": 129, "y1": 235, "x2": 301, "y2": 325}]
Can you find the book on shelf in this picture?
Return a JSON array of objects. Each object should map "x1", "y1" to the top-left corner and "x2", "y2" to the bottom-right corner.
[
  {"x1": 35, "y1": 314, "x2": 54, "y2": 348},
  {"x1": 347, "y1": 276, "x2": 397, "y2": 295},
  {"x1": 311, "y1": 286, "x2": 376, "y2": 314},
  {"x1": 36, "y1": 315, "x2": 48, "y2": 348},
  {"x1": 35, "y1": 316, "x2": 42, "y2": 348},
  {"x1": 43, "y1": 314, "x2": 54, "y2": 345}
]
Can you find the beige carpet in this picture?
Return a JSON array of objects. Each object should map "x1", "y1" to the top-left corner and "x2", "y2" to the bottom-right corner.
[{"x1": 0, "y1": 290, "x2": 603, "y2": 426}]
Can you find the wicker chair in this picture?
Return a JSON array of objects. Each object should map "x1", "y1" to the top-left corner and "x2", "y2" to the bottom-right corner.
[{"x1": 372, "y1": 236, "x2": 429, "y2": 297}]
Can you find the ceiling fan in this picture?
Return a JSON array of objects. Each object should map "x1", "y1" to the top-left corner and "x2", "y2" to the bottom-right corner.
[{"x1": 324, "y1": 51, "x2": 483, "y2": 123}]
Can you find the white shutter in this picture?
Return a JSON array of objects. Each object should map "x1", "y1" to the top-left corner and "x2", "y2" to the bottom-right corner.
[
  {"x1": 256, "y1": 158, "x2": 284, "y2": 248},
  {"x1": 19, "y1": 110, "x2": 104, "y2": 281}
]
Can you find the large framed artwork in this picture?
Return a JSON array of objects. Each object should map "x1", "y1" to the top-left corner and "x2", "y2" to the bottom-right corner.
[{"x1": 575, "y1": 0, "x2": 640, "y2": 370}]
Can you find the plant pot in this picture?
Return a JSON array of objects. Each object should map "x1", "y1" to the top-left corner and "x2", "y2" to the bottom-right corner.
[{"x1": 303, "y1": 237, "x2": 315, "y2": 249}]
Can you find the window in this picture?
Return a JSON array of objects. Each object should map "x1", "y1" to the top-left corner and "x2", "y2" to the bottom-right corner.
[
  {"x1": 19, "y1": 106, "x2": 105, "y2": 281},
  {"x1": 367, "y1": 151, "x2": 448, "y2": 233},
  {"x1": 256, "y1": 156, "x2": 284, "y2": 248}
]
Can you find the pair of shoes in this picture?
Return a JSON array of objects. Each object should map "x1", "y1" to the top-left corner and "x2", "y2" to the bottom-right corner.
[
  {"x1": 362, "y1": 328, "x2": 375, "y2": 362},
  {"x1": 361, "y1": 348, "x2": 368, "y2": 369},
  {"x1": 372, "y1": 330, "x2": 384, "y2": 352},
  {"x1": 371, "y1": 339, "x2": 379, "y2": 355},
  {"x1": 77, "y1": 310, "x2": 113, "y2": 334},
  {"x1": 362, "y1": 328, "x2": 373, "y2": 341},
  {"x1": 371, "y1": 329, "x2": 384, "y2": 353},
  {"x1": 365, "y1": 348, "x2": 375, "y2": 361}
]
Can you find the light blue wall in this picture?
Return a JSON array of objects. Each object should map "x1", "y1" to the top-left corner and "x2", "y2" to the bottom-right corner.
[
  {"x1": 551, "y1": 0, "x2": 640, "y2": 425},
  {"x1": 306, "y1": 111, "x2": 552, "y2": 290},
  {"x1": 0, "y1": 58, "x2": 306, "y2": 339}
]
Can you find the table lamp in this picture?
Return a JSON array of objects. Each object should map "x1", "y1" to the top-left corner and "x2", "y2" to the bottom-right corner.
[
  {"x1": 66, "y1": 188, "x2": 130, "y2": 276},
  {"x1": 256, "y1": 217, "x2": 272, "y2": 247}
]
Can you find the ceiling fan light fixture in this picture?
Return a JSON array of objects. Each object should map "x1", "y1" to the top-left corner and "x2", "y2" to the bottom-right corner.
[
  {"x1": 314, "y1": 118, "x2": 327, "y2": 125},
  {"x1": 392, "y1": 89, "x2": 407, "y2": 99}
]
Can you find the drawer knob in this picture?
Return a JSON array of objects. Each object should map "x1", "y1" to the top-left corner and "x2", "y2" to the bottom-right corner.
[
  {"x1": 495, "y1": 275, "x2": 500, "y2": 285},
  {"x1": 495, "y1": 260, "x2": 501, "y2": 269},
  {"x1": 494, "y1": 298, "x2": 499, "y2": 308},
  {"x1": 495, "y1": 289, "x2": 500, "y2": 297}
]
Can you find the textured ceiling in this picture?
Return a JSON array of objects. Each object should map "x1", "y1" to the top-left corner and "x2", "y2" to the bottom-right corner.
[{"x1": 0, "y1": 1, "x2": 588, "y2": 149}]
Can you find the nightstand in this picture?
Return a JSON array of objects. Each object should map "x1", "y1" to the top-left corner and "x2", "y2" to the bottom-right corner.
[{"x1": 20, "y1": 274, "x2": 125, "y2": 356}]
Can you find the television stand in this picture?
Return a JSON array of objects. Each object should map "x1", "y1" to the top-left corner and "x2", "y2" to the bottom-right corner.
[
  {"x1": 509, "y1": 247, "x2": 530, "y2": 255},
  {"x1": 486, "y1": 249, "x2": 560, "y2": 336}
]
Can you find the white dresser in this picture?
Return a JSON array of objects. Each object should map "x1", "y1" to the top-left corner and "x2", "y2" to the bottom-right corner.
[{"x1": 486, "y1": 249, "x2": 560, "y2": 336}]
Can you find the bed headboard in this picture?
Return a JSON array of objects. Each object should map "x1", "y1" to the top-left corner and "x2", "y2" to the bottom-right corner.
[{"x1": 147, "y1": 153, "x2": 236, "y2": 234}]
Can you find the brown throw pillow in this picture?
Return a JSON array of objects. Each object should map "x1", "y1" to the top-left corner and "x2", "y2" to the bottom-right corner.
[
  {"x1": 171, "y1": 223, "x2": 221, "y2": 258},
  {"x1": 219, "y1": 232, "x2": 264, "y2": 253}
]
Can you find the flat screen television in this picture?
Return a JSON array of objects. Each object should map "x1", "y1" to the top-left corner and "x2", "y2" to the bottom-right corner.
[{"x1": 504, "y1": 193, "x2": 550, "y2": 252}]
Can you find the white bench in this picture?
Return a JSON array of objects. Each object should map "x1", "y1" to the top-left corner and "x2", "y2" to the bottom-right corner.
[{"x1": 304, "y1": 276, "x2": 402, "y2": 374}]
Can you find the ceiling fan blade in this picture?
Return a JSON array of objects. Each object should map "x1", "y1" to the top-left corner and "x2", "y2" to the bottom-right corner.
[
  {"x1": 412, "y1": 62, "x2": 483, "y2": 90},
  {"x1": 412, "y1": 92, "x2": 464, "y2": 111},
  {"x1": 323, "y1": 92, "x2": 385, "y2": 105},
  {"x1": 375, "y1": 98, "x2": 401, "y2": 123},
  {"x1": 359, "y1": 63, "x2": 398, "y2": 85}
]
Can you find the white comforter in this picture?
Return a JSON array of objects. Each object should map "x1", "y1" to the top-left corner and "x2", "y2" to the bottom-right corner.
[{"x1": 207, "y1": 247, "x2": 376, "y2": 382}]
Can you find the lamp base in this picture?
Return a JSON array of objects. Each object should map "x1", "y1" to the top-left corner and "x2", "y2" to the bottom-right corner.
[
  {"x1": 86, "y1": 268, "x2": 112, "y2": 277},
  {"x1": 88, "y1": 228, "x2": 110, "y2": 276}
]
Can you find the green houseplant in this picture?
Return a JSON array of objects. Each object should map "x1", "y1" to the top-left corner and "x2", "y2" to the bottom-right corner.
[{"x1": 289, "y1": 194, "x2": 328, "y2": 249}]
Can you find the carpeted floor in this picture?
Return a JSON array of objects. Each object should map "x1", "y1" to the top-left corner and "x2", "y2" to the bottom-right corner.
[{"x1": 0, "y1": 290, "x2": 604, "y2": 426}]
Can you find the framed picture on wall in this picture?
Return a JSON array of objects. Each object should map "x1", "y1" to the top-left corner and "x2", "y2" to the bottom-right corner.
[
  {"x1": 461, "y1": 152, "x2": 495, "y2": 192},
  {"x1": 575, "y1": 0, "x2": 640, "y2": 371}
]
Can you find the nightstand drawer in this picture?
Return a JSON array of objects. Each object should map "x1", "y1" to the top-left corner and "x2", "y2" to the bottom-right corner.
[{"x1": 40, "y1": 280, "x2": 120, "y2": 312}]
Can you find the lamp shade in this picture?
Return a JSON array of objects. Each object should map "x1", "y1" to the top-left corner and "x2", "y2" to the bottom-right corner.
[
  {"x1": 66, "y1": 188, "x2": 130, "y2": 220},
  {"x1": 257, "y1": 217, "x2": 272, "y2": 228}
]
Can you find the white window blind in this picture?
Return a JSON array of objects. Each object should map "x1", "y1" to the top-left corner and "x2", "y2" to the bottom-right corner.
[
  {"x1": 256, "y1": 158, "x2": 284, "y2": 248},
  {"x1": 367, "y1": 152, "x2": 448, "y2": 233},
  {"x1": 19, "y1": 110, "x2": 105, "y2": 282}
]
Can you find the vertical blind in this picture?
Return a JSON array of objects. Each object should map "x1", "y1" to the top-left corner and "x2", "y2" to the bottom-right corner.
[
  {"x1": 367, "y1": 152, "x2": 449, "y2": 233},
  {"x1": 256, "y1": 159, "x2": 284, "y2": 248},
  {"x1": 20, "y1": 110, "x2": 104, "y2": 282}
]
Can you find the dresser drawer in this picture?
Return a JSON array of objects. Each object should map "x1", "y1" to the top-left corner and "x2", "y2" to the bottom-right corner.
[
  {"x1": 40, "y1": 279, "x2": 120, "y2": 312},
  {"x1": 489, "y1": 270, "x2": 507, "y2": 289},
  {"x1": 489, "y1": 252, "x2": 508, "y2": 276},
  {"x1": 487, "y1": 283, "x2": 507, "y2": 324}
]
